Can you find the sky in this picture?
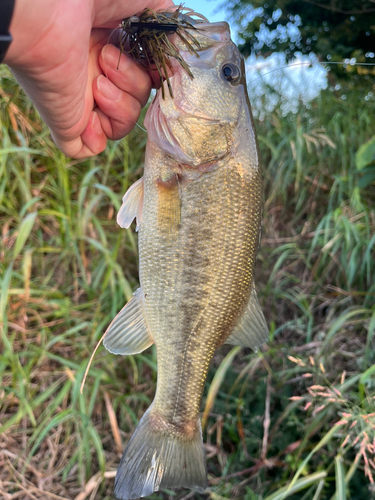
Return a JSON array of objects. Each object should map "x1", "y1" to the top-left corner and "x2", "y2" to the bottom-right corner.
[
  {"x1": 183, "y1": 0, "x2": 227, "y2": 24},
  {"x1": 182, "y1": 0, "x2": 328, "y2": 111}
]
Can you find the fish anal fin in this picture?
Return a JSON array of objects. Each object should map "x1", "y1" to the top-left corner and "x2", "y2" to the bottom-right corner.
[
  {"x1": 117, "y1": 177, "x2": 144, "y2": 230},
  {"x1": 103, "y1": 288, "x2": 153, "y2": 355},
  {"x1": 225, "y1": 285, "x2": 268, "y2": 352}
]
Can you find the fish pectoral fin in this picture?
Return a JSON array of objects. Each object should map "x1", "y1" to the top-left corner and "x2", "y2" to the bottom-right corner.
[
  {"x1": 225, "y1": 285, "x2": 268, "y2": 352},
  {"x1": 103, "y1": 288, "x2": 153, "y2": 355},
  {"x1": 117, "y1": 177, "x2": 144, "y2": 231}
]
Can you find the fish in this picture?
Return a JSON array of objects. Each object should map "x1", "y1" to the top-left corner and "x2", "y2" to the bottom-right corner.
[{"x1": 103, "y1": 18, "x2": 268, "y2": 500}]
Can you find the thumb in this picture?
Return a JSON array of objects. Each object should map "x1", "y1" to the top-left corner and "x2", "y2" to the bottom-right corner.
[{"x1": 92, "y1": 0, "x2": 175, "y2": 28}]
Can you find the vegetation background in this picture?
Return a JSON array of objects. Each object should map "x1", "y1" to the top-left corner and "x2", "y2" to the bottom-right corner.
[{"x1": 1, "y1": 1, "x2": 374, "y2": 499}]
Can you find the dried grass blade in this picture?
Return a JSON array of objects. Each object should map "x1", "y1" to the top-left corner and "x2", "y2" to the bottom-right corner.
[{"x1": 202, "y1": 346, "x2": 241, "y2": 430}]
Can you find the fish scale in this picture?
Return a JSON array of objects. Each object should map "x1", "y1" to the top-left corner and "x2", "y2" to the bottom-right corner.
[{"x1": 139, "y1": 146, "x2": 262, "y2": 432}]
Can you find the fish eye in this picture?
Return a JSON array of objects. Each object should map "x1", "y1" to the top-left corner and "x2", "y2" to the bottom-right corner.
[{"x1": 222, "y1": 63, "x2": 241, "y2": 85}]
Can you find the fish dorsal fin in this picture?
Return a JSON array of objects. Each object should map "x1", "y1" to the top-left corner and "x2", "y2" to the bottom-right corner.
[
  {"x1": 103, "y1": 288, "x2": 153, "y2": 355},
  {"x1": 117, "y1": 177, "x2": 144, "y2": 230},
  {"x1": 225, "y1": 285, "x2": 268, "y2": 352}
]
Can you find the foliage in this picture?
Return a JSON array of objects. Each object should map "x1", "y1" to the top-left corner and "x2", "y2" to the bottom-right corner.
[
  {"x1": 356, "y1": 136, "x2": 375, "y2": 188},
  {"x1": 0, "y1": 62, "x2": 375, "y2": 500},
  {"x1": 226, "y1": 0, "x2": 375, "y2": 79}
]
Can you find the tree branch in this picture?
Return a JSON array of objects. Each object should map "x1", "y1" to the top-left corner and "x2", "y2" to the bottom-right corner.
[{"x1": 302, "y1": 0, "x2": 375, "y2": 14}]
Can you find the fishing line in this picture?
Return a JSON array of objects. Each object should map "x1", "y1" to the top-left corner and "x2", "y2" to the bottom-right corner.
[
  {"x1": 323, "y1": 61, "x2": 375, "y2": 66},
  {"x1": 107, "y1": 25, "x2": 122, "y2": 46},
  {"x1": 133, "y1": 60, "x2": 374, "y2": 134},
  {"x1": 248, "y1": 60, "x2": 375, "y2": 84},
  {"x1": 135, "y1": 121, "x2": 147, "y2": 133}
]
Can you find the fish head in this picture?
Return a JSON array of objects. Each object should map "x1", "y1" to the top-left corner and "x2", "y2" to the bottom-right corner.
[{"x1": 145, "y1": 22, "x2": 248, "y2": 168}]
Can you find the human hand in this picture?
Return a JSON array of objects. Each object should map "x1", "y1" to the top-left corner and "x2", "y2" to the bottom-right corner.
[{"x1": 4, "y1": 0, "x2": 173, "y2": 158}]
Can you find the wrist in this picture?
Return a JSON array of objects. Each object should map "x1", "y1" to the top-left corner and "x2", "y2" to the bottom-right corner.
[
  {"x1": 0, "y1": 0, "x2": 15, "y2": 63},
  {"x1": 4, "y1": 0, "x2": 39, "y2": 67},
  {"x1": 4, "y1": 0, "x2": 62, "y2": 69}
]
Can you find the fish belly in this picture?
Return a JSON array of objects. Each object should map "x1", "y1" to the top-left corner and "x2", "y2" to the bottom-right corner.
[{"x1": 138, "y1": 141, "x2": 263, "y2": 436}]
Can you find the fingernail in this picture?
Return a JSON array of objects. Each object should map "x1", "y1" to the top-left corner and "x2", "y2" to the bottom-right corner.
[
  {"x1": 97, "y1": 75, "x2": 122, "y2": 101},
  {"x1": 102, "y1": 44, "x2": 120, "y2": 65},
  {"x1": 91, "y1": 111, "x2": 102, "y2": 135}
]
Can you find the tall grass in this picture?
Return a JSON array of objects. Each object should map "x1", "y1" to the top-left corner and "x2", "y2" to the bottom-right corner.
[{"x1": 0, "y1": 61, "x2": 374, "y2": 500}]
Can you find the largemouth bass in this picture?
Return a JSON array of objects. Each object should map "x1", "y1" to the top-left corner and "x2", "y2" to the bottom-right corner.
[{"x1": 104, "y1": 19, "x2": 268, "y2": 500}]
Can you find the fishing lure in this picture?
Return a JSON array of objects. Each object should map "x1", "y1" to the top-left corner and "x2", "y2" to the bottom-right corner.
[{"x1": 119, "y1": 6, "x2": 208, "y2": 98}]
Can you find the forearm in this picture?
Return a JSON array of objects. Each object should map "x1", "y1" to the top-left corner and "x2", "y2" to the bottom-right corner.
[{"x1": 4, "y1": 0, "x2": 86, "y2": 71}]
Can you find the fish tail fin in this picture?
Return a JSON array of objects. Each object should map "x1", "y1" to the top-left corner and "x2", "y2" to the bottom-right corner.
[{"x1": 114, "y1": 408, "x2": 207, "y2": 499}]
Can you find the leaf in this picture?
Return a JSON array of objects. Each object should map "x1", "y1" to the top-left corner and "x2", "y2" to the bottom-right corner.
[
  {"x1": 288, "y1": 425, "x2": 338, "y2": 491},
  {"x1": 93, "y1": 183, "x2": 121, "y2": 210},
  {"x1": 202, "y1": 346, "x2": 241, "y2": 430},
  {"x1": 0, "y1": 378, "x2": 71, "y2": 436},
  {"x1": 321, "y1": 308, "x2": 369, "y2": 352},
  {"x1": 356, "y1": 136, "x2": 375, "y2": 170},
  {"x1": 366, "y1": 311, "x2": 375, "y2": 352},
  {"x1": 358, "y1": 166, "x2": 375, "y2": 188},
  {"x1": 88, "y1": 425, "x2": 106, "y2": 472},
  {"x1": 335, "y1": 455, "x2": 346, "y2": 500},
  {"x1": 264, "y1": 471, "x2": 327, "y2": 500},
  {"x1": 13, "y1": 211, "x2": 37, "y2": 259},
  {"x1": 312, "y1": 480, "x2": 325, "y2": 500},
  {"x1": 358, "y1": 363, "x2": 375, "y2": 396},
  {"x1": 0, "y1": 264, "x2": 13, "y2": 326},
  {"x1": 29, "y1": 410, "x2": 75, "y2": 457},
  {"x1": 0, "y1": 147, "x2": 47, "y2": 156}
]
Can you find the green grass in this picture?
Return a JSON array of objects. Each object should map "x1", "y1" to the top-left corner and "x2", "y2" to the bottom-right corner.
[{"x1": 0, "y1": 63, "x2": 374, "y2": 500}]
